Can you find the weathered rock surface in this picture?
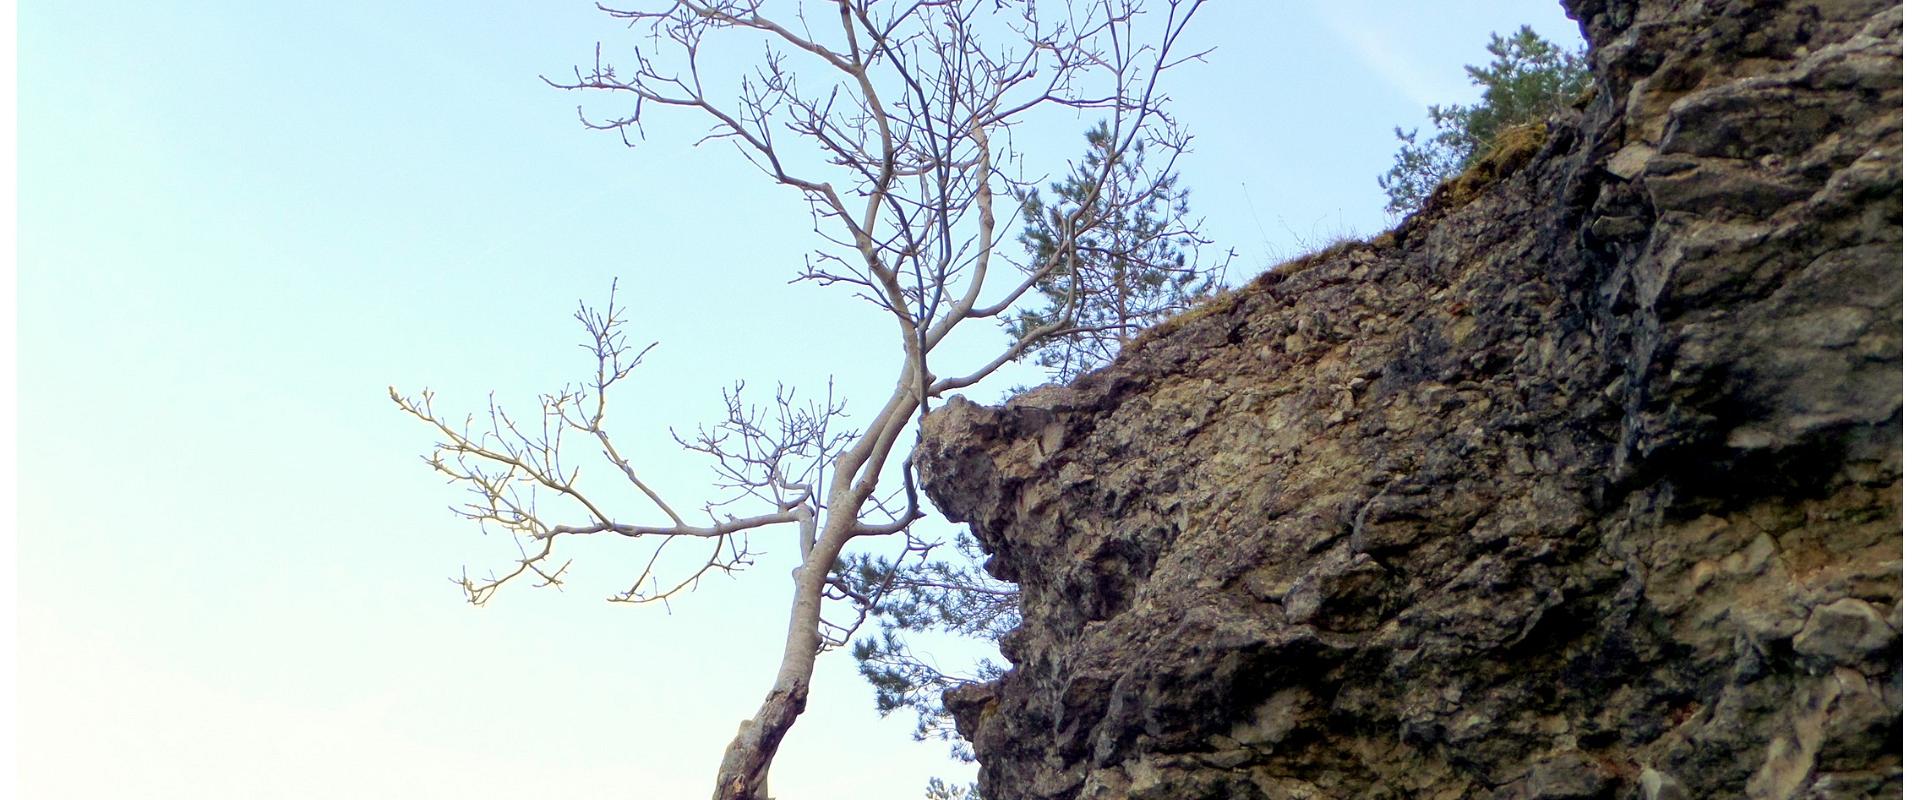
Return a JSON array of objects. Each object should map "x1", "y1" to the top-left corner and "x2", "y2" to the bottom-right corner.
[{"x1": 915, "y1": 0, "x2": 1902, "y2": 797}]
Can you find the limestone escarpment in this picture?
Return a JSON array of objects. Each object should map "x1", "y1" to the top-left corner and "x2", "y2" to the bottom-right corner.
[{"x1": 914, "y1": 1, "x2": 1902, "y2": 797}]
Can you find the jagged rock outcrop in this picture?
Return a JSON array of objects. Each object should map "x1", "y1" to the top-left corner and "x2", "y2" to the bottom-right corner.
[{"x1": 915, "y1": 1, "x2": 1902, "y2": 797}]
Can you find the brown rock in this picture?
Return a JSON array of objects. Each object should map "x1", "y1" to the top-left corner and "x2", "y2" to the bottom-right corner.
[{"x1": 916, "y1": 1, "x2": 1902, "y2": 798}]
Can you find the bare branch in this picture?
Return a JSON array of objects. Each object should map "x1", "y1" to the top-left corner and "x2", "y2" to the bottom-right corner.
[{"x1": 398, "y1": 3, "x2": 1214, "y2": 796}]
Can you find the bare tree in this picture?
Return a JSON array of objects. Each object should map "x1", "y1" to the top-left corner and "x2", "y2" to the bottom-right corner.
[{"x1": 392, "y1": 2, "x2": 1209, "y2": 798}]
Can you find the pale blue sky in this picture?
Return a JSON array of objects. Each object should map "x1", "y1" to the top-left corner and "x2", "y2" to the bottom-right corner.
[{"x1": 19, "y1": 2, "x2": 1583, "y2": 797}]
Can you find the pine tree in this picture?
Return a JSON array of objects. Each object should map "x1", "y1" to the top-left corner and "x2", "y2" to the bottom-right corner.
[
  {"x1": 840, "y1": 533, "x2": 1016, "y2": 759},
  {"x1": 924, "y1": 777, "x2": 982, "y2": 800},
  {"x1": 1004, "y1": 122, "x2": 1223, "y2": 382},
  {"x1": 1380, "y1": 26, "x2": 1591, "y2": 216}
]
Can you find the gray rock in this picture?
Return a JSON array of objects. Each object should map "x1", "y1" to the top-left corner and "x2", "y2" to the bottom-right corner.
[
  {"x1": 1638, "y1": 767, "x2": 1690, "y2": 800},
  {"x1": 1794, "y1": 598, "x2": 1896, "y2": 667},
  {"x1": 1525, "y1": 753, "x2": 1620, "y2": 799}
]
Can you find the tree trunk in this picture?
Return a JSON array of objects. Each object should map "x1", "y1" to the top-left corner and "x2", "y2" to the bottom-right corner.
[
  {"x1": 711, "y1": 536, "x2": 834, "y2": 800},
  {"x1": 711, "y1": 677, "x2": 809, "y2": 800},
  {"x1": 711, "y1": 394, "x2": 913, "y2": 799}
]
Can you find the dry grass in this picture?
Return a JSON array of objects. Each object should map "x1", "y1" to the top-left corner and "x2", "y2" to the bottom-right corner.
[
  {"x1": 1121, "y1": 234, "x2": 1378, "y2": 354},
  {"x1": 1117, "y1": 121, "x2": 1551, "y2": 356},
  {"x1": 1122, "y1": 281, "x2": 1246, "y2": 352},
  {"x1": 1433, "y1": 121, "x2": 1549, "y2": 211}
]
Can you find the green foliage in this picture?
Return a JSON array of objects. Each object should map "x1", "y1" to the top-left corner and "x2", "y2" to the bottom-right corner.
[
  {"x1": 1379, "y1": 26, "x2": 1591, "y2": 216},
  {"x1": 1005, "y1": 122, "x2": 1224, "y2": 382},
  {"x1": 924, "y1": 777, "x2": 982, "y2": 800},
  {"x1": 839, "y1": 533, "x2": 1017, "y2": 760}
]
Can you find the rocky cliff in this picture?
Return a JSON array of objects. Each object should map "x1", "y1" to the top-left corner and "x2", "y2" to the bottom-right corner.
[{"x1": 914, "y1": 1, "x2": 1903, "y2": 797}]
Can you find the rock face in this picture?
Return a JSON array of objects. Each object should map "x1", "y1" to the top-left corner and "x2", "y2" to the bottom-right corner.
[{"x1": 914, "y1": 1, "x2": 1902, "y2": 797}]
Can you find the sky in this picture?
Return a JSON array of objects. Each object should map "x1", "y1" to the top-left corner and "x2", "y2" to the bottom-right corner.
[{"x1": 18, "y1": 2, "x2": 1586, "y2": 797}]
